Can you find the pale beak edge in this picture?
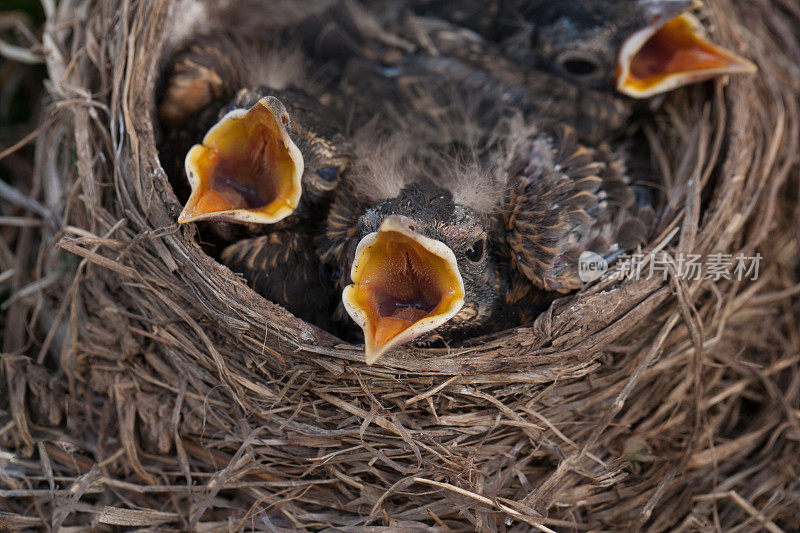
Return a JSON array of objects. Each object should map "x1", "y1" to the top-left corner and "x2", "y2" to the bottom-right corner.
[{"x1": 178, "y1": 98, "x2": 304, "y2": 225}]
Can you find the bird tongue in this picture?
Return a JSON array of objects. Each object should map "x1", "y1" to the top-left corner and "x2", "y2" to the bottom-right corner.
[
  {"x1": 194, "y1": 188, "x2": 237, "y2": 214},
  {"x1": 374, "y1": 313, "x2": 425, "y2": 347},
  {"x1": 617, "y1": 13, "x2": 756, "y2": 98},
  {"x1": 179, "y1": 98, "x2": 303, "y2": 224}
]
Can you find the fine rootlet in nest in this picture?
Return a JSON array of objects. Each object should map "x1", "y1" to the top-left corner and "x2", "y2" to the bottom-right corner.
[{"x1": 2, "y1": 0, "x2": 800, "y2": 531}]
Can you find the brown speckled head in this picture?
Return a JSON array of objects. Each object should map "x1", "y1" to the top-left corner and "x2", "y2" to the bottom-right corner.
[{"x1": 502, "y1": 0, "x2": 755, "y2": 97}]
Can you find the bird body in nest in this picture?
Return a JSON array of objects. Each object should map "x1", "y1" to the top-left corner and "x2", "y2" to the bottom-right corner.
[
  {"x1": 502, "y1": 124, "x2": 654, "y2": 293},
  {"x1": 319, "y1": 142, "x2": 509, "y2": 363},
  {"x1": 156, "y1": 5, "x2": 658, "y2": 364},
  {"x1": 157, "y1": 33, "x2": 350, "y2": 326},
  {"x1": 158, "y1": 34, "x2": 350, "y2": 225},
  {"x1": 319, "y1": 101, "x2": 653, "y2": 363}
]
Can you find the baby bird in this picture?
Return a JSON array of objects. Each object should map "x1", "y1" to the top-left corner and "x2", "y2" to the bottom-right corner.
[
  {"x1": 413, "y1": 0, "x2": 756, "y2": 97},
  {"x1": 314, "y1": 42, "x2": 654, "y2": 364},
  {"x1": 321, "y1": 115, "x2": 653, "y2": 365},
  {"x1": 175, "y1": 86, "x2": 349, "y2": 227},
  {"x1": 158, "y1": 34, "x2": 350, "y2": 326},
  {"x1": 393, "y1": 0, "x2": 755, "y2": 140},
  {"x1": 206, "y1": 87, "x2": 350, "y2": 327},
  {"x1": 494, "y1": 0, "x2": 757, "y2": 99},
  {"x1": 159, "y1": 35, "x2": 350, "y2": 227},
  {"x1": 342, "y1": 13, "x2": 631, "y2": 143},
  {"x1": 321, "y1": 140, "x2": 507, "y2": 364}
]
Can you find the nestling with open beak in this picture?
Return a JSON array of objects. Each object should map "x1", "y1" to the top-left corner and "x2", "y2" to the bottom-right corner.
[
  {"x1": 175, "y1": 86, "x2": 349, "y2": 227},
  {"x1": 497, "y1": 0, "x2": 757, "y2": 99},
  {"x1": 157, "y1": 34, "x2": 350, "y2": 326},
  {"x1": 320, "y1": 113, "x2": 654, "y2": 365},
  {"x1": 207, "y1": 89, "x2": 349, "y2": 326},
  {"x1": 400, "y1": 0, "x2": 755, "y2": 139},
  {"x1": 205, "y1": 88, "x2": 350, "y2": 327},
  {"x1": 318, "y1": 39, "x2": 657, "y2": 364},
  {"x1": 410, "y1": 0, "x2": 756, "y2": 98},
  {"x1": 320, "y1": 136, "x2": 509, "y2": 365},
  {"x1": 159, "y1": 34, "x2": 350, "y2": 228}
]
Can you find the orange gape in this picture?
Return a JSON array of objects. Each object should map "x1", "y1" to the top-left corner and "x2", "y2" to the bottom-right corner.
[
  {"x1": 191, "y1": 104, "x2": 298, "y2": 218},
  {"x1": 348, "y1": 231, "x2": 463, "y2": 349},
  {"x1": 625, "y1": 15, "x2": 744, "y2": 93}
]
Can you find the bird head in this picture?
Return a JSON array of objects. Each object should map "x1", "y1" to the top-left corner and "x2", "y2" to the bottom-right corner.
[
  {"x1": 341, "y1": 183, "x2": 497, "y2": 365},
  {"x1": 521, "y1": 0, "x2": 755, "y2": 98},
  {"x1": 178, "y1": 87, "x2": 349, "y2": 225}
]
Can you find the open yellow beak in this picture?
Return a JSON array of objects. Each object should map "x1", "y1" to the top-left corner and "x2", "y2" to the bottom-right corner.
[
  {"x1": 342, "y1": 216, "x2": 466, "y2": 365},
  {"x1": 178, "y1": 97, "x2": 304, "y2": 225},
  {"x1": 616, "y1": 12, "x2": 756, "y2": 98}
]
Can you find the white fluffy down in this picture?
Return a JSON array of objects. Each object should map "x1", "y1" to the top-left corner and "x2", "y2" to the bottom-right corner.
[{"x1": 346, "y1": 107, "x2": 541, "y2": 215}]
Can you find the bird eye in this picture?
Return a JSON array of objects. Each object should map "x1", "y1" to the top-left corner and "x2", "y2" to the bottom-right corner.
[
  {"x1": 563, "y1": 58, "x2": 598, "y2": 76},
  {"x1": 466, "y1": 238, "x2": 485, "y2": 262},
  {"x1": 316, "y1": 166, "x2": 340, "y2": 182},
  {"x1": 556, "y1": 51, "x2": 603, "y2": 80}
]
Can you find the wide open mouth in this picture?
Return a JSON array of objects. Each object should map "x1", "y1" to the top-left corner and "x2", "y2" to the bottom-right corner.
[
  {"x1": 342, "y1": 216, "x2": 465, "y2": 365},
  {"x1": 178, "y1": 97, "x2": 304, "y2": 224},
  {"x1": 616, "y1": 12, "x2": 756, "y2": 98}
]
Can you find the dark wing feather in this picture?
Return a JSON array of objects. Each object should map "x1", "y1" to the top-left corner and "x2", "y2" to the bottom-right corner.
[
  {"x1": 221, "y1": 231, "x2": 335, "y2": 328},
  {"x1": 504, "y1": 125, "x2": 653, "y2": 292},
  {"x1": 317, "y1": 183, "x2": 373, "y2": 291}
]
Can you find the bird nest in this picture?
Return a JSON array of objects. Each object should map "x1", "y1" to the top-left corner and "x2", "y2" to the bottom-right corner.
[{"x1": 2, "y1": 0, "x2": 800, "y2": 530}]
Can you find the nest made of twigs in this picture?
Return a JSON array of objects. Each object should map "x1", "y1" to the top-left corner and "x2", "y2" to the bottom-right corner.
[{"x1": 1, "y1": 0, "x2": 799, "y2": 530}]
